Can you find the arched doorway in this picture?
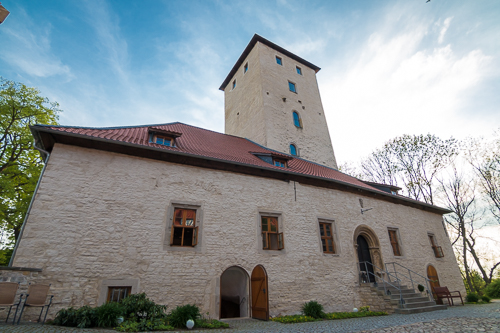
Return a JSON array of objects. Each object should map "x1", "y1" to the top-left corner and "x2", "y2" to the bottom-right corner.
[
  {"x1": 357, "y1": 235, "x2": 375, "y2": 282},
  {"x1": 251, "y1": 265, "x2": 269, "y2": 320},
  {"x1": 220, "y1": 266, "x2": 249, "y2": 318},
  {"x1": 427, "y1": 265, "x2": 441, "y2": 304},
  {"x1": 353, "y1": 225, "x2": 383, "y2": 283}
]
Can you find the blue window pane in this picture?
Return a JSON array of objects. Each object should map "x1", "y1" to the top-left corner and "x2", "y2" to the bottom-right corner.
[
  {"x1": 276, "y1": 56, "x2": 282, "y2": 65},
  {"x1": 293, "y1": 112, "x2": 300, "y2": 127},
  {"x1": 296, "y1": 67, "x2": 302, "y2": 75},
  {"x1": 164, "y1": 140, "x2": 171, "y2": 146},
  {"x1": 288, "y1": 82, "x2": 296, "y2": 93},
  {"x1": 244, "y1": 63, "x2": 248, "y2": 73},
  {"x1": 232, "y1": 80, "x2": 236, "y2": 89},
  {"x1": 156, "y1": 137, "x2": 164, "y2": 145},
  {"x1": 290, "y1": 144, "x2": 297, "y2": 156}
]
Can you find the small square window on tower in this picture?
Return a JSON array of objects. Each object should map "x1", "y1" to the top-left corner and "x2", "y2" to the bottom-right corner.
[
  {"x1": 276, "y1": 56, "x2": 282, "y2": 65},
  {"x1": 296, "y1": 66, "x2": 302, "y2": 75},
  {"x1": 288, "y1": 81, "x2": 297, "y2": 93},
  {"x1": 244, "y1": 62, "x2": 248, "y2": 73}
]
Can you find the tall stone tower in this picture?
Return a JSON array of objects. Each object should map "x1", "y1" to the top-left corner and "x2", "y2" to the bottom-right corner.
[{"x1": 220, "y1": 34, "x2": 338, "y2": 169}]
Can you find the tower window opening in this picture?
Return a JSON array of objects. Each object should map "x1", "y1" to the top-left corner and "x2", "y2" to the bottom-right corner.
[
  {"x1": 232, "y1": 80, "x2": 236, "y2": 89},
  {"x1": 290, "y1": 144, "x2": 297, "y2": 156},
  {"x1": 292, "y1": 111, "x2": 302, "y2": 128},
  {"x1": 244, "y1": 62, "x2": 248, "y2": 73},
  {"x1": 296, "y1": 66, "x2": 302, "y2": 75},
  {"x1": 288, "y1": 81, "x2": 296, "y2": 93},
  {"x1": 276, "y1": 56, "x2": 282, "y2": 65}
]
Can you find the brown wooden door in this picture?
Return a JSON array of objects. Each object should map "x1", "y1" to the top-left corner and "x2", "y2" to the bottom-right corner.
[
  {"x1": 427, "y1": 265, "x2": 442, "y2": 304},
  {"x1": 251, "y1": 265, "x2": 269, "y2": 320}
]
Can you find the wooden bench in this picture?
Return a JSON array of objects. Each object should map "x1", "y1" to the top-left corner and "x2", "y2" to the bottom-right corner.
[{"x1": 433, "y1": 286, "x2": 464, "y2": 306}]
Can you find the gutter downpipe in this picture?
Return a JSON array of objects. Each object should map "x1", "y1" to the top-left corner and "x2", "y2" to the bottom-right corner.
[{"x1": 8, "y1": 143, "x2": 50, "y2": 267}]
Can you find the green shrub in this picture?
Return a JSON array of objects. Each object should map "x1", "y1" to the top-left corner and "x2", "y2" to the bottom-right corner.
[
  {"x1": 481, "y1": 295, "x2": 491, "y2": 303},
  {"x1": 271, "y1": 315, "x2": 319, "y2": 323},
  {"x1": 417, "y1": 284, "x2": 425, "y2": 292},
  {"x1": 485, "y1": 279, "x2": 500, "y2": 298},
  {"x1": 466, "y1": 292, "x2": 479, "y2": 303},
  {"x1": 116, "y1": 318, "x2": 174, "y2": 332},
  {"x1": 195, "y1": 318, "x2": 230, "y2": 328},
  {"x1": 359, "y1": 306, "x2": 370, "y2": 313},
  {"x1": 95, "y1": 302, "x2": 125, "y2": 328},
  {"x1": 53, "y1": 306, "x2": 97, "y2": 328},
  {"x1": 120, "y1": 293, "x2": 167, "y2": 321},
  {"x1": 168, "y1": 304, "x2": 201, "y2": 328},
  {"x1": 324, "y1": 311, "x2": 388, "y2": 320},
  {"x1": 301, "y1": 301, "x2": 324, "y2": 319}
]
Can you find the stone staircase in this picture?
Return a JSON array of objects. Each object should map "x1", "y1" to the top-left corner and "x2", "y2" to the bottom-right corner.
[{"x1": 371, "y1": 284, "x2": 447, "y2": 314}]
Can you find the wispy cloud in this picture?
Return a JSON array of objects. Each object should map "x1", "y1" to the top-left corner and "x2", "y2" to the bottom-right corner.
[
  {"x1": 438, "y1": 17, "x2": 453, "y2": 44},
  {"x1": 0, "y1": 8, "x2": 72, "y2": 79}
]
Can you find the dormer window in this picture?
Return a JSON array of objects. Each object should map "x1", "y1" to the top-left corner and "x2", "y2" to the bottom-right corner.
[
  {"x1": 273, "y1": 159, "x2": 287, "y2": 168},
  {"x1": 148, "y1": 128, "x2": 182, "y2": 148},
  {"x1": 153, "y1": 134, "x2": 174, "y2": 147}
]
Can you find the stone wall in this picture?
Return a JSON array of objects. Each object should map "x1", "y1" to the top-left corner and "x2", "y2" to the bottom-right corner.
[
  {"x1": 0, "y1": 267, "x2": 44, "y2": 322},
  {"x1": 12, "y1": 144, "x2": 465, "y2": 319}
]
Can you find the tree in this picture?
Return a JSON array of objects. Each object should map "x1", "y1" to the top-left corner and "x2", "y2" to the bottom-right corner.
[
  {"x1": 359, "y1": 134, "x2": 458, "y2": 205},
  {"x1": 0, "y1": 78, "x2": 60, "y2": 252}
]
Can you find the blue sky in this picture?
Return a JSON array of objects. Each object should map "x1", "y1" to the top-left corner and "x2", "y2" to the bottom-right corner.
[{"x1": 1, "y1": 0, "x2": 499, "y2": 163}]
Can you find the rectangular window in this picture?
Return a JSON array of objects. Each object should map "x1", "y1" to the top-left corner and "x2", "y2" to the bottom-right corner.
[
  {"x1": 244, "y1": 62, "x2": 248, "y2": 73},
  {"x1": 170, "y1": 208, "x2": 198, "y2": 247},
  {"x1": 288, "y1": 81, "x2": 296, "y2": 93},
  {"x1": 319, "y1": 222, "x2": 336, "y2": 254},
  {"x1": 153, "y1": 135, "x2": 173, "y2": 147},
  {"x1": 273, "y1": 158, "x2": 287, "y2": 168},
  {"x1": 107, "y1": 286, "x2": 131, "y2": 302},
  {"x1": 296, "y1": 66, "x2": 302, "y2": 75},
  {"x1": 429, "y1": 234, "x2": 444, "y2": 258},
  {"x1": 388, "y1": 229, "x2": 402, "y2": 256},
  {"x1": 261, "y1": 216, "x2": 284, "y2": 250},
  {"x1": 232, "y1": 79, "x2": 236, "y2": 89},
  {"x1": 276, "y1": 56, "x2": 282, "y2": 65}
]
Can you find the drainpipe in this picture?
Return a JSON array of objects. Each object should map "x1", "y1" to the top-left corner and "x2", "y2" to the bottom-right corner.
[{"x1": 8, "y1": 143, "x2": 50, "y2": 267}]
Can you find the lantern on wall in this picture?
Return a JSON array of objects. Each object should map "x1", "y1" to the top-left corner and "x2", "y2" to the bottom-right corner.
[{"x1": 0, "y1": 3, "x2": 10, "y2": 24}]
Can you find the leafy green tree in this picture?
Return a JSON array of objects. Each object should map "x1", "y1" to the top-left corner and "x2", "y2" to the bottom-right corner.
[{"x1": 0, "y1": 78, "x2": 59, "y2": 255}]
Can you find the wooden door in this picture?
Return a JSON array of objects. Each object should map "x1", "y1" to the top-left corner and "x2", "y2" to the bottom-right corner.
[
  {"x1": 427, "y1": 265, "x2": 441, "y2": 304},
  {"x1": 357, "y1": 235, "x2": 375, "y2": 282},
  {"x1": 251, "y1": 265, "x2": 268, "y2": 320}
]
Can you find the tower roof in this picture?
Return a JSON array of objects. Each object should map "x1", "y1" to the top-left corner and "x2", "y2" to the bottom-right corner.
[{"x1": 219, "y1": 34, "x2": 321, "y2": 91}]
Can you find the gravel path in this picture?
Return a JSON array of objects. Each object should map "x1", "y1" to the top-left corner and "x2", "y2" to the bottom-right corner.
[{"x1": 0, "y1": 302, "x2": 498, "y2": 332}]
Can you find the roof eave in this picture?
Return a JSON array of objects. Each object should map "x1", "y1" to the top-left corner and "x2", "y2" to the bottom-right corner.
[{"x1": 31, "y1": 125, "x2": 451, "y2": 215}]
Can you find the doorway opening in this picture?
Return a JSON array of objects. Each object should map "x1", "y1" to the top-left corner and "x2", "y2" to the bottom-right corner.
[
  {"x1": 427, "y1": 265, "x2": 441, "y2": 304},
  {"x1": 251, "y1": 265, "x2": 269, "y2": 320},
  {"x1": 220, "y1": 266, "x2": 249, "y2": 319},
  {"x1": 357, "y1": 235, "x2": 375, "y2": 282}
]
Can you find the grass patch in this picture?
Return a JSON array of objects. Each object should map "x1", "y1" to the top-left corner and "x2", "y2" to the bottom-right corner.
[
  {"x1": 195, "y1": 318, "x2": 230, "y2": 328},
  {"x1": 271, "y1": 311, "x2": 388, "y2": 324}
]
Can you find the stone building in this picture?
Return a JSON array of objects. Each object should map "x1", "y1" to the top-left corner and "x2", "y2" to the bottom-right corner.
[{"x1": 8, "y1": 35, "x2": 465, "y2": 320}]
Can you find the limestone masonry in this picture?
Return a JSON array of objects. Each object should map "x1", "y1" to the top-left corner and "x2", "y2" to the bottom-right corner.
[{"x1": 9, "y1": 34, "x2": 465, "y2": 320}]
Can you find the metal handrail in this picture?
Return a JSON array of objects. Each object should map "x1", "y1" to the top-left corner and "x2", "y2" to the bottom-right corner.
[
  {"x1": 385, "y1": 262, "x2": 434, "y2": 301},
  {"x1": 358, "y1": 261, "x2": 405, "y2": 307}
]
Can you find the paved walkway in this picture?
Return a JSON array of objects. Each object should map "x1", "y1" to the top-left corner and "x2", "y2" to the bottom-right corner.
[{"x1": 0, "y1": 302, "x2": 499, "y2": 332}]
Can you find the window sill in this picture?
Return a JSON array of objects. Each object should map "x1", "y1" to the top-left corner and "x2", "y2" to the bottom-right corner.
[{"x1": 322, "y1": 253, "x2": 340, "y2": 257}]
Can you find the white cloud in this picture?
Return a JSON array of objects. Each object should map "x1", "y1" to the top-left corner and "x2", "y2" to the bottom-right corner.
[
  {"x1": 0, "y1": 10, "x2": 72, "y2": 79},
  {"x1": 321, "y1": 16, "x2": 493, "y2": 164},
  {"x1": 438, "y1": 17, "x2": 453, "y2": 44}
]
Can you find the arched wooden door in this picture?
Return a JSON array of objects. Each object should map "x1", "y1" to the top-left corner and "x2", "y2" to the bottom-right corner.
[
  {"x1": 427, "y1": 265, "x2": 441, "y2": 304},
  {"x1": 251, "y1": 265, "x2": 269, "y2": 320},
  {"x1": 357, "y1": 235, "x2": 375, "y2": 282}
]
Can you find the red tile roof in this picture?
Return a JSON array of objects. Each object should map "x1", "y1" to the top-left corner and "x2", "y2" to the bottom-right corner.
[
  {"x1": 33, "y1": 122, "x2": 450, "y2": 214},
  {"x1": 41, "y1": 122, "x2": 378, "y2": 191}
]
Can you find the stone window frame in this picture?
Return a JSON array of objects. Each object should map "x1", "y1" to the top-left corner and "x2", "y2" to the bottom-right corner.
[
  {"x1": 232, "y1": 79, "x2": 236, "y2": 90},
  {"x1": 257, "y1": 210, "x2": 286, "y2": 255},
  {"x1": 276, "y1": 56, "x2": 283, "y2": 66},
  {"x1": 428, "y1": 232, "x2": 444, "y2": 259},
  {"x1": 164, "y1": 201, "x2": 204, "y2": 253},
  {"x1": 288, "y1": 81, "x2": 297, "y2": 93},
  {"x1": 98, "y1": 278, "x2": 139, "y2": 305},
  {"x1": 316, "y1": 217, "x2": 340, "y2": 256},
  {"x1": 387, "y1": 227, "x2": 403, "y2": 257},
  {"x1": 296, "y1": 66, "x2": 302, "y2": 75},
  {"x1": 244, "y1": 62, "x2": 249, "y2": 73},
  {"x1": 289, "y1": 143, "x2": 298, "y2": 156},
  {"x1": 292, "y1": 111, "x2": 302, "y2": 128}
]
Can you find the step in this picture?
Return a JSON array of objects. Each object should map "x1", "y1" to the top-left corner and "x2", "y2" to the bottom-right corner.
[
  {"x1": 403, "y1": 296, "x2": 432, "y2": 303},
  {"x1": 394, "y1": 304, "x2": 447, "y2": 314},
  {"x1": 402, "y1": 301, "x2": 437, "y2": 309}
]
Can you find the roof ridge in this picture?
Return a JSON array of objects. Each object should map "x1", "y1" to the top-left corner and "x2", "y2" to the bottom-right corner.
[{"x1": 35, "y1": 121, "x2": 182, "y2": 130}]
